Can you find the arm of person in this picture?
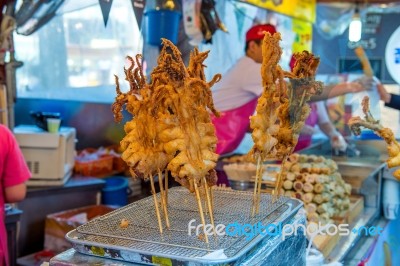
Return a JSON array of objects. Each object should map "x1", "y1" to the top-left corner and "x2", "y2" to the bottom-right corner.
[
  {"x1": 310, "y1": 75, "x2": 375, "y2": 101},
  {"x1": 5, "y1": 183, "x2": 27, "y2": 203},
  {"x1": 1, "y1": 125, "x2": 31, "y2": 202},
  {"x1": 385, "y1": 93, "x2": 400, "y2": 110},
  {"x1": 375, "y1": 78, "x2": 400, "y2": 110},
  {"x1": 315, "y1": 101, "x2": 347, "y2": 151}
]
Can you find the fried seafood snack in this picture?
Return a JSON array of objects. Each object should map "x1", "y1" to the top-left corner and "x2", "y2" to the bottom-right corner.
[
  {"x1": 248, "y1": 33, "x2": 323, "y2": 161},
  {"x1": 248, "y1": 32, "x2": 323, "y2": 211},
  {"x1": 349, "y1": 96, "x2": 400, "y2": 180},
  {"x1": 111, "y1": 39, "x2": 221, "y2": 191}
]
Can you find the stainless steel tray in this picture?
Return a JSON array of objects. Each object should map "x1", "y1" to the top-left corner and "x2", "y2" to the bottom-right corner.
[{"x1": 67, "y1": 187, "x2": 302, "y2": 265}]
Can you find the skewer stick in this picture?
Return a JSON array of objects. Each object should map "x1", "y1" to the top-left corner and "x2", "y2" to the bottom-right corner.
[
  {"x1": 202, "y1": 184, "x2": 208, "y2": 216},
  {"x1": 164, "y1": 169, "x2": 169, "y2": 204},
  {"x1": 149, "y1": 174, "x2": 163, "y2": 234},
  {"x1": 299, "y1": 89, "x2": 307, "y2": 107},
  {"x1": 255, "y1": 156, "x2": 264, "y2": 214},
  {"x1": 193, "y1": 179, "x2": 209, "y2": 243},
  {"x1": 252, "y1": 155, "x2": 262, "y2": 216},
  {"x1": 158, "y1": 169, "x2": 170, "y2": 228},
  {"x1": 203, "y1": 177, "x2": 215, "y2": 236},
  {"x1": 210, "y1": 186, "x2": 214, "y2": 211},
  {"x1": 273, "y1": 154, "x2": 289, "y2": 202}
]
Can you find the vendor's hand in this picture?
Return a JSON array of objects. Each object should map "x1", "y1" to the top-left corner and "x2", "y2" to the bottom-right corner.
[
  {"x1": 374, "y1": 77, "x2": 391, "y2": 103},
  {"x1": 330, "y1": 133, "x2": 347, "y2": 152},
  {"x1": 300, "y1": 125, "x2": 317, "y2": 136},
  {"x1": 352, "y1": 75, "x2": 375, "y2": 91}
]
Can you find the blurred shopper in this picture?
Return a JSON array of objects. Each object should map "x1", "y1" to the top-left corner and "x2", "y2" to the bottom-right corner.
[
  {"x1": 296, "y1": 101, "x2": 347, "y2": 152},
  {"x1": 0, "y1": 124, "x2": 31, "y2": 266},
  {"x1": 376, "y1": 78, "x2": 400, "y2": 110}
]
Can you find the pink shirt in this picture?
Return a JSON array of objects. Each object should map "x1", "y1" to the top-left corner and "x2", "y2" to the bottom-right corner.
[{"x1": 0, "y1": 125, "x2": 31, "y2": 266}]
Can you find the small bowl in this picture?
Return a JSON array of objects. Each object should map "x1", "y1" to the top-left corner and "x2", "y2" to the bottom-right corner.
[{"x1": 30, "y1": 111, "x2": 62, "y2": 131}]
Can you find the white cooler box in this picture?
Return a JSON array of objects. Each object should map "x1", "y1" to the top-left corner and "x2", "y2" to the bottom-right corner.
[{"x1": 14, "y1": 125, "x2": 76, "y2": 186}]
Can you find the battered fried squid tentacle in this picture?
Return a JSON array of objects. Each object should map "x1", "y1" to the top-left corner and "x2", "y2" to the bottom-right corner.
[
  {"x1": 248, "y1": 33, "x2": 323, "y2": 214},
  {"x1": 348, "y1": 96, "x2": 400, "y2": 180}
]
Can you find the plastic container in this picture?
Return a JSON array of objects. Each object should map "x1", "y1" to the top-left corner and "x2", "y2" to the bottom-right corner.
[
  {"x1": 44, "y1": 205, "x2": 115, "y2": 252},
  {"x1": 74, "y1": 148, "x2": 115, "y2": 177},
  {"x1": 102, "y1": 177, "x2": 130, "y2": 206},
  {"x1": 348, "y1": 83, "x2": 381, "y2": 121},
  {"x1": 144, "y1": 9, "x2": 181, "y2": 46},
  {"x1": 306, "y1": 248, "x2": 324, "y2": 266},
  {"x1": 382, "y1": 178, "x2": 400, "y2": 220}
]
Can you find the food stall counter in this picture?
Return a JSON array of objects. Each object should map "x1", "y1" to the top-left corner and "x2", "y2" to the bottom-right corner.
[
  {"x1": 299, "y1": 139, "x2": 386, "y2": 263},
  {"x1": 17, "y1": 177, "x2": 105, "y2": 257}
]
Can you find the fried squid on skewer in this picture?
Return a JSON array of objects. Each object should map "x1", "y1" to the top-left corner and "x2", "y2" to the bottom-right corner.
[
  {"x1": 348, "y1": 96, "x2": 400, "y2": 180},
  {"x1": 112, "y1": 39, "x2": 221, "y2": 241},
  {"x1": 248, "y1": 32, "x2": 323, "y2": 215}
]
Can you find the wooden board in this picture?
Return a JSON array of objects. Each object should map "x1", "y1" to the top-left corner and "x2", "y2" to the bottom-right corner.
[{"x1": 312, "y1": 195, "x2": 364, "y2": 257}]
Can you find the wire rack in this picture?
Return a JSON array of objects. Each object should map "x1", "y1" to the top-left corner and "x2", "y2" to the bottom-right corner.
[{"x1": 73, "y1": 187, "x2": 301, "y2": 261}]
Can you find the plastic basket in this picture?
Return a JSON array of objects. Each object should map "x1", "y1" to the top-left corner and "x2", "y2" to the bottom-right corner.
[
  {"x1": 144, "y1": 9, "x2": 181, "y2": 46},
  {"x1": 74, "y1": 148, "x2": 114, "y2": 177}
]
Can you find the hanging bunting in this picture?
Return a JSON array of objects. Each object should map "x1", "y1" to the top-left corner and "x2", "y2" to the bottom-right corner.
[
  {"x1": 131, "y1": 0, "x2": 146, "y2": 31},
  {"x1": 99, "y1": 0, "x2": 113, "y2": 27}
]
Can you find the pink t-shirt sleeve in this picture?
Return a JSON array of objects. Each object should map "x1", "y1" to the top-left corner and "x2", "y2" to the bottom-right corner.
[{"x1": 1, "y1": 125, "x2": 31, "y2": 187}]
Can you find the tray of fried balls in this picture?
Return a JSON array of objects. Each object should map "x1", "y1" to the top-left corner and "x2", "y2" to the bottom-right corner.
[{"x1": 281, "y1": 154, "x2": 352, "y2": 225}]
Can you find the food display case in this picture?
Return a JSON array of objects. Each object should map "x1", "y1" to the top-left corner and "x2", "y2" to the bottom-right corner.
[{"x1": 299, "y1": 138, "x2": 385, "y2": 262}]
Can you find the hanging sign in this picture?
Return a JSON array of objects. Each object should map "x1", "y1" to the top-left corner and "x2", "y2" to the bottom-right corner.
[
  {"x1": 241, "y1": 0, "x2": 316, "y2": 23},
  {"x1": 99, "y1": 0, "x2": 113, "y2": 26},
  {"x1": 131, "y1": 0, "x2": 146, "y2": 31},
  {"x1": 385, "y1": 26, "x2": 400, "y2": 84}
]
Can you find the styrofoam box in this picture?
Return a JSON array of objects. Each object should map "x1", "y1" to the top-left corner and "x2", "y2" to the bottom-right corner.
[{"x1": 14, "y1": 125, "x2": 76, "y2": 180}]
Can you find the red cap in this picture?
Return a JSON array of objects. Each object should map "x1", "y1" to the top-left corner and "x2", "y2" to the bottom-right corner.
[{"x1": 245, "y1": 24, "x2": 277, "y2": 42}]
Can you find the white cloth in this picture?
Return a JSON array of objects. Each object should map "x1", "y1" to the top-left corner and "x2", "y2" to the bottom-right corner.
[
  {"x1": 212, "y1": 56, "x2": 262, "y2": 111},
  {"x1": 315, "y1": 101, "x2": 330, "y2": 124}
]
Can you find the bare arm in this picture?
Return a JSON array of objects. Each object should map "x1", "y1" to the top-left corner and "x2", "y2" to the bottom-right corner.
[
  {"x1": 310, "y1": 82, "x2": 363, "y2": 101},
  {"x1": 5, "y1": 182, "x2": 27, "y2": 203},
  {"x1": 318, "y1": 122, "x2": 339, "y2": 138}
]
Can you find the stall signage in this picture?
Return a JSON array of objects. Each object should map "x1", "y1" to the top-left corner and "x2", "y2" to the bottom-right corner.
[
  {"x1": 385, "y1": 26, "x2": 400, "y2": 84},
  {"x1": 347, "y1": 37, "x2": 377, "y2": 50},
  {"x1": 292, "y1": 18, "x2": 313, "y2": 53},
  {"x1": 241, "y1": 0, "x2": 316, "y2": 23}
]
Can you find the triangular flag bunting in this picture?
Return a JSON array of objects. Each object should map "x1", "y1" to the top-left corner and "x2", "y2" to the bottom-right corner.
[
  {"x1": 131, "y1": 0, "x2": 146, "y2": 31},
  {"x1": 99, "y1": 0, "x2": 113, "y2": 27}
]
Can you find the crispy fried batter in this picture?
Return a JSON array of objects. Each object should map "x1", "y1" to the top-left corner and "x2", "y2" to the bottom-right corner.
[
  {"x1": 111, "y1": 39, "x2": 221, "y2": 190},
  {"x1": 248, "y1": 33, "x2": 323, "y2": 162},
  {"x1": 349, "y1": 96, "x2": 400, "y2": 180}
]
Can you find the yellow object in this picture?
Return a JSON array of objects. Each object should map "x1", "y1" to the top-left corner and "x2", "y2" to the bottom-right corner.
[
  {"x1": 292, "y1": 18, "x2": 313, "y2": 53},
  {"x1": 47, "y1": 118, "x2": 61, "y2": 133},
  {"x1": 244, "y1": 0, "x2": 316, "y2": 23},
  {"x1": 383, "y1": 241, "x2": 392, "y2": 266},
  {"x1": 152, "y1": 256, "x2": 173, "y2": 266}
]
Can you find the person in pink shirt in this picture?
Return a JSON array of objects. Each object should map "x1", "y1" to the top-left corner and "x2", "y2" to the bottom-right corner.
[{"x1": 0, "y1": 124, "x2": 31, "y2": 266}]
